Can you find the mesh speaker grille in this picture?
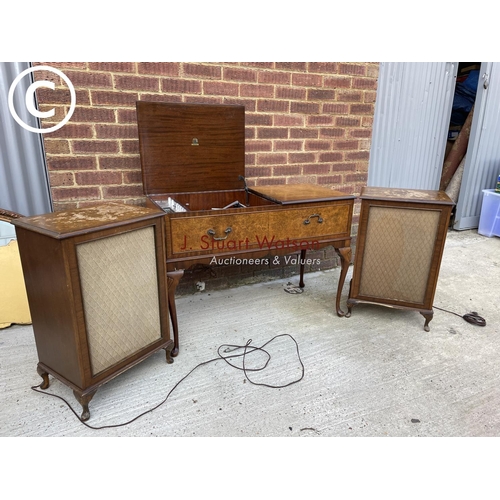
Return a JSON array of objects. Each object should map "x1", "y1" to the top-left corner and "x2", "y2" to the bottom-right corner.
[
  {"x1": 359, "y1": 206, "x2": 440, "y2": 304},
  {"x1": 76, "y1": 226, "x2": 162, "y2": 375}
]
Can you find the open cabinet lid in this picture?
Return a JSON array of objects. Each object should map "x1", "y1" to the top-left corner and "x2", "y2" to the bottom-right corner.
[{"x1": 137, "y1": 102, "x2": 245, "y2": 195}]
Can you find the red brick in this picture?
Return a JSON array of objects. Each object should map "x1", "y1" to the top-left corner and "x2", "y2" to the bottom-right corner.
[
  {"x1": 274, "y1": 114, "x2": 304, "y2": 126},
  {"x1": 245, "y1": 153, "x2": 256, "y2": 165},
  {"x1": 257, "y1": 128, "x2": 288, "y2": 139},
  {"x1": 245, "y1": 128, "x2": 255, "y2": 139},
  {"x1": 303, "y1": 164, "x2": 331, "y2": 175},
  {"x1": 246, "y1": 140, "x2": 273, "y2": 152},
  {"x1": 287, "y1": 175, "x2": 316, "y2": 185},
  {"x1": 52, "y1": 186, "x2": 100, "y2": 201},
  {"x1": 121, "y1": 141, "x2": 140, "y2": 154},
  {"x1": 319, "y1": 152, "x2": 343, "y2": 162},
  {"x1": 91, "y1": 90, "x2": 138, "y2": 107},
  {"x1": 317, "y1": 175, "x2": 342, "y2": 184},
  {"x1": 352, "y1": 78, "x2": 378, "y2": 90},
  {"x1": 245, "y1": 166, "x2": 272, "y2": 177},
  {"x1": 64, "y1": 70, "x2": 113, "y2": 88},
  {"x1": 44, "y1": 139, "x2": 70, "y2": 154},
  {"x1": 290, "y1": 128, "x2": 318, "y2": 139},
  {"x1": 257, "y1": 153, "x2": 288, "y2": 165},
  {"x1": 346, "y1": 151, "x2": 370, "y2": 161},
  {"x1": 72, "y1": 106, "x2": 115, "y2": 123},
  {"x1": 308, "y1": 62, "x2": 338, "y2": 73},
  {"x1": 323, "y1": 103, "x2": 349, "y2": 114},
  {"x1": 350, "y1": 104, "x2": 374, "y2": 114},
  {"x1": 240, "y1": 84, "x2": 274, "y2": 98},
  {"x1": 89, "y1": 62, "x2": 136, "y2": 73},
  {"x1": 336, "y1": 116, "x2": 361, "y2": 127},
  {"x1": 103, "y1": 185, "x2": 144, "y2": 197},
  {"x1": 333, "y1": 140, "x2": 359, "y2": 150},
  {"x1": 48, "y1": 156, "x2": 97, "y2": 171},
  {"x1": 324, "y1": 76, "x2": 352, "y2": 89},
  {"x1": 273, "y1": 165, "x2": 301, "y2": 176},
  {"x1": 337, "y1": 90, "x2": 363, "y2": 102},
  {"x1": 72, "y1": 140, "x2": 119, "y2": 154},
  {"x1": 258, "y1": 71, "x2": 290, "y2": 85},
  {"x1": 276, "y1": 87, "x2": 306, "y2": 100},
  {"x1": 162, "y1": 78, "x2": 202, "y2": 94},
  {"x1": 124, "y1": 171, "x2": 142, "y2": 184},
  {"x1": 244, "y1": 63, "x2": 275, "y2": 69},
  {"x1": 95, "y1": 124, "x2": 138, "y2": 139},
  {"x1": 331, "y1": 163, "x2": 355, "y2": 172},
  {"x1": 257, "y1": 100, "x2": 290, "y2": 113},
  {"x1": 49, "y1": 123, "x2": 93, "y2": 139},
  {"x1": 319, "y1": 128, "x2": 345, "y2": 138},
  {"x1": 245, "y1": 114, "x2": 273, "y2": 126},
  {"x1": 290, "y1": 101, "x2": 319, "y2": 114},
  {"x1": 35, "y1": 87, "x2": 72, "y2": 104},
  {"x1": 289, "y1": 152, "x2": 315, "y2": 163},
  {"x1": 350, "y1": 129, "x2": 372, "y2": 138},
  {"x1": 305, "y1": 140, "x2": 331, "y2": 150},
  {"x1": 276, "y1": 63, "x2": 307, "y2": 71},
  {"x1": 99, "y1": 156, "x2": 140, "y2": 170},
  {"x1": 292, "y1": 74, "x2": 323, "y2": 87},
  {"x1": 224, "y1": 67, "x2": 257, "y2": 82},
  {"x1": 183, "y1": 64, "x2": 221, "y2": 79},
  {"x1": 339, "y1": 64, "x2": 366, "y2": 76},
  {"x1": 114, "y1": 75, "x2": 159, "y2": 92},
  {"x1": 184, "y1": 96, "x2": 223, "y2": 105},
  {"x1": 203, "y1": 81, "x2": 239, "y2": 96},
  {"x1": 75, "y1": 171, "x2": 122, "y2": 185},
  {"x1": 308, "y1": 89, "x2": 336, "y2": 100},
  {"x1": 345, "y1": 173, "x2": 368, "y2": 183},
  {"x1": 49, "y1": 172, "x2": 74, "y2": 187},
  {"x1": 225, "y1": 98, "x2": 256, "y2": 111},
  {"x1": 307, "y1": 115, "x2": 334, "y2": 126},
  {"x1": 117, "y1": 109, "x2": 137, "y2": 124},
  {"x1": 254, "y1": 177, "x2": 286, "y2": 186},
  {"x1": 274, "y1": 140, "x2": 303, "y2": 151},
  {"x1": 138, "y1": 62, "x2": 179, "y2": 76}
]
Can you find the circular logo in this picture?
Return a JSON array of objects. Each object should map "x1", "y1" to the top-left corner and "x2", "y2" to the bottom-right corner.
[{"x1": 8, "y1": 65, "x2": 76, "y2": 134}]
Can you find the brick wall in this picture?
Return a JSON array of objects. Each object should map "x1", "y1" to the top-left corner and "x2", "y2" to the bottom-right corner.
[{"x1": 34, "y1": 62, "x2": 379, "y2": 293}]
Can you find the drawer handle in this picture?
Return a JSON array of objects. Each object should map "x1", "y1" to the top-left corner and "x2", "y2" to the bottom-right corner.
[
  {"x1": 303, "y1": 214, "x2": 323, "y2": 225},
  {"x1": 207, "y1": 227, "x2": 232, "y2": 240}
]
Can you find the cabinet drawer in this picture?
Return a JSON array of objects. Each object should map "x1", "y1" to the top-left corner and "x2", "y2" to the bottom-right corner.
[
  {"x1": 269, "y1": 204, "x2": 351, "y2": 241},
  {"x1": 169, "y1": 211, "x2": 269, "y2": 256}
]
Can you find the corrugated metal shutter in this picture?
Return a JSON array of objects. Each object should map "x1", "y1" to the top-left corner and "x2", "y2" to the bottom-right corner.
[
  {"x1": 454, "y1": 62, "x2": 500, "y2": 230},
  {"x1": 0, "y1": 62, "x2": 52, "y2": 216},
  {"x1": 368, "y1": 62, "x2": 457, "y2": 190}
]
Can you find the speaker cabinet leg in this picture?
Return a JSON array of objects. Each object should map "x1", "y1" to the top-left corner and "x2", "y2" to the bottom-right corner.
[
  {"x1": 421, "y1": 311, "x2": 433, "y2": 332},
  {"x1": 167, "y1": 270, "x2": 184, "y2": 357},
  {"x1": 37, "y1": 365, "x2": 50, "y2": 389},
  {"x1": 334, "y1": 246, "x2": 352, "y2": 317},
  {"x1": 299, "y1": 249, "x2": 307, "y2": 288},
  {"x1": 73, "y1": 389, "x2": 97, "y2": 422},
  {"x1": 164, "y1": 340, "x2": 174, "y2": 364}
]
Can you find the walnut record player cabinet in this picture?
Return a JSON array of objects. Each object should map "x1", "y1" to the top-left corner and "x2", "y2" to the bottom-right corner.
[
  {"x1": 346, "y1": 187, "x2": 454, "y2": 331},
  {"x1": 13, "y1": 203, "x2": 174, "y2": 421},
  {"x1": 136, "y1": 101, "x2": 356, "y2": 353}
]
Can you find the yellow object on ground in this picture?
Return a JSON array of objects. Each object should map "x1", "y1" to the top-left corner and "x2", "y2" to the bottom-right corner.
[{"x1": 0, "y1": 239, "x2": 31, "y2": 328}]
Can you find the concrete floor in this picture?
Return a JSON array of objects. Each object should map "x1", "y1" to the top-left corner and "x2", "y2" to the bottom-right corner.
[{"x1": 1, "y1": 229, "x2": 499, "y2": 438}]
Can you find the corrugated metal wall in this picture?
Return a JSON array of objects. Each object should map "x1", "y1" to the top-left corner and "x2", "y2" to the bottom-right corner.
[
  {"x1": 368, "y1": 62, "x2": 457, "y2": 190},
  {"x1": 454, "y1": 62, "x2": 500, "y2": 230},
  {"x1": 0, "y1": 62, "x2": 52, "y2": 216}
]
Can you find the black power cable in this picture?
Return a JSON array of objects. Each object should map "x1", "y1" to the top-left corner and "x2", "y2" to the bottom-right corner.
[
  {"x1": 434, "y1": 305, "x2": 486, "y2": 327},
  {"x1": 30, "y1": 333, "x2": 304, "y2": 431}
]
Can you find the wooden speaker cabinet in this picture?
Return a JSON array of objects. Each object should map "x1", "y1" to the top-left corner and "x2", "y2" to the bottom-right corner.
[
  {"x1": 13, "y1": 203, "x2": 174, "y2": 421},
  {"x1": 346, "y1": 187, "x2": 454, "y2": 331}
]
